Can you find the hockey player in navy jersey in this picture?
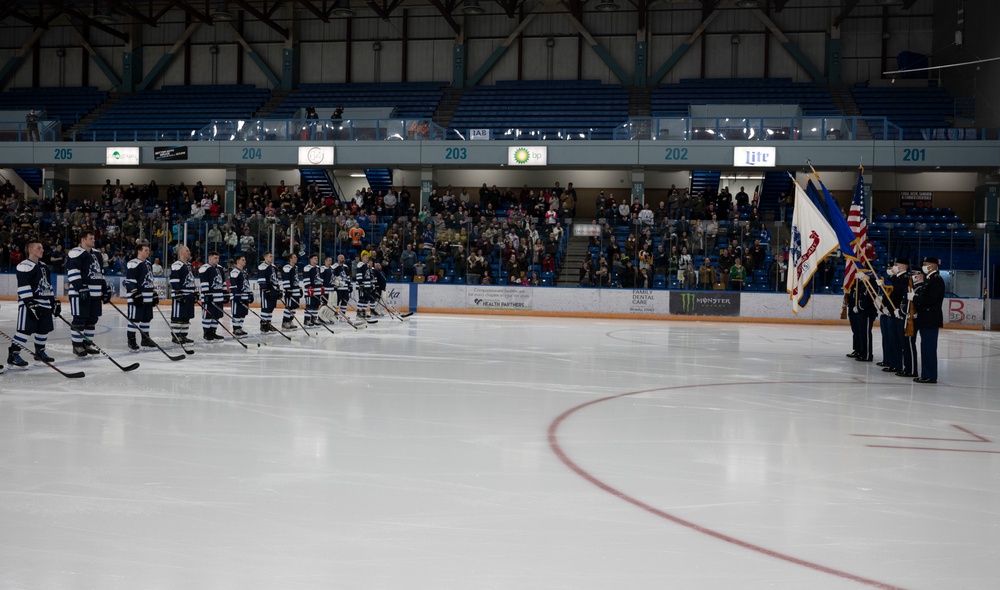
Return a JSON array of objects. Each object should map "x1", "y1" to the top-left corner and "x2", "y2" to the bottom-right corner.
[
  {"x1": 65, "y1": 230, "x2": 111, "y2": 356},
  {"x1": 355, "y1": 252, "x2": 375, "y2": 320},
  {"x1": 318, "y1": 256, "x2": 335, "y2": 322},
  {"x1": 302, "y1": 253, "x2": 322, "y2": 326},
  {"x1": 371, "y1": 261, "x2": 388, "y2": 317},
  {"x1": 257, "y1": 251, "x2": 282, "y2": 333},
  {"x1": 8, "y1": 240, "x2": 60, "y2": 368},
  {"x1": 124, "y1": 240, "x2": 158, "y2": 351},
  {"x1": 198, "y1": 251, "x2": 228, "y2": 341},
  {"x1": 168, "y1": 245, "x2": 197, "y2": 344},
  {"x1": 331, "y1": 254, "x2": 352, "y2": 320},
  {"x1": 280, "y1": 253, "x2": 302, "y2": 331},
  {"x1": 229, "y1": 255, "x2": 253, "y2": 337}
]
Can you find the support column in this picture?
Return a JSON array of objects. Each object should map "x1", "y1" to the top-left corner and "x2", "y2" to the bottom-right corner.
[
  {"x1": 420, "y1": 168, "x2": 436, "y2": 209},
  {"x1": 452, "y1": 43, "x2": 466, "y2": 88},
  {"x1": 634, "y1": 41, "x2": 648, "y2": 87},
  {"x1": 631, "y1": 169, "x2": 646, "y2": 205},
  {"x1": 225, "y1": 168, "x2": 247, "y2": 215},
  {"x1": 42, "y1": 168, "x2": 70, "y2": 200},
  {"x1": 975, "y1": 182, "x2": 999, "y2": 223}
]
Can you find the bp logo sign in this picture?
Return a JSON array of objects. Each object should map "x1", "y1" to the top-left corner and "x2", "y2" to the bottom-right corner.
[{"x1": 507, "y1": 146, "x2": 547, "y2": 166}]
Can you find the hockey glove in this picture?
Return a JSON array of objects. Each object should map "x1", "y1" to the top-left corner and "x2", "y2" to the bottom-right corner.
[
  {"x1": 246, "y1": 292, "x2": 255, "y2": 304},
  {"x1": 102, "y1": 285, "x2": 113, "y2": 304},
  {"x1": 151, "y1": 294, "x2": 160, "y2": 306},
  {"x1": 131, "y1": 291, "x2": 144, "y2": 305},
  {"x1": 52, "y1": 299, "x2": 62, "y2": 318},
  {"x1": 78, "y1": 289, "x2": 91, "y2": 304}
]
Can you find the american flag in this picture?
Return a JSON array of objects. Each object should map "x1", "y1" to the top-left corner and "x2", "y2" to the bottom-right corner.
[{"x1": 843, "y1": 170, "x2": 867, "y2": 292}]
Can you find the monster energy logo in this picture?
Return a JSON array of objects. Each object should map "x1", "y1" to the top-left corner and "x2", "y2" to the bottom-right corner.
[{"x1": 681, "y1": 292, "x2": 696, "y2": 313}]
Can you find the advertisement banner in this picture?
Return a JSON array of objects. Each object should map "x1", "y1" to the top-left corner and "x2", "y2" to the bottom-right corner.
[
  {"x1": 733, "y1": 146, "x2": 776, "y2": 168},
  {"x1": 507, "y1": 146, "x2": 547, "y2": 166},
  {"x1": 899, "y1": 191, "x2": 933, "y2": 209},
  {"x1": 944, "y1": 298, "x2": 983, "y2": 326},
  {"x1": 298, "y1": 146, "x2": 335, "y2": 166},
  {"x1": 469, "y1": 129, "x2": 490, "y2": 140},
  {"x1": 467, "y1": 285, "x2": 533, "y2": 310},
  {"x1": 154, "y1": 146, "x2": 189, "y2": 161},
  {"x1": 106, "y1": 147, "x2": 140, "y2": 166},
  {"x1": 669, "y1": 291, "x2": 740, "y2": 316}
]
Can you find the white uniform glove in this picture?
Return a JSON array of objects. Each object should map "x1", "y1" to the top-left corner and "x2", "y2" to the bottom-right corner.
[
  {"x1": 907, "y1": 291, "x2": 915, "y2": 301},
  {"x1": 895, "y1": 308, "x2": 904, "y2": 320},
  {"x1": 852, "y1": 306, "x2": 859, "y2": 313}
]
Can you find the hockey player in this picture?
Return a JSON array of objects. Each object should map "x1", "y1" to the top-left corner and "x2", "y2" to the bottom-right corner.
[
  {"x1": 198, "y1": 251, "x2": 228, "y2": 341},
  {"x1": 65, "y1": 230, "x2": 111, "y2": 356},
  {"x1": 229, "y1": 255, "x2": 253, "y2": 337},
  {"x1": 355, "y1": 252, "x2": 375, "y2": 320},
  {"x1": 123, "y1": 240, "x2": 158, "y2": 351},
  {"x1": 302, "y1": 253, "x2": 322, "y2": 326},
  {"x1": 168, "y1": 245, "x2": 197, "y2": 344},
  {"x1": 280, "y1": 253, "x2": 302, "y2": 330},
  {"x1": 8, "y1": 240, "x2": 60, "y2": 367},
  {"x1": 318, "y1": 256, "x2": 335, "y2": 322},
  {"x1": 257, "y1": 251, "x2": 283, "y2": 333},
  {"x1": 331, "y1": 254, "x2": 352, "y2": 320},
  {"x1": 371, "y1": 261, "x2": 388, "y2": 317}
]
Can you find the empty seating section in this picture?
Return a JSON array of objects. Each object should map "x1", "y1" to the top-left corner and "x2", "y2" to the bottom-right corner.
[
  {"x1": 0, "y1": 86, "x2": 107, "y2": 128},
  {"x1": 450, "y1": 80, "x2": 629, "y2": 140},
  {"x1": 651, "y1": 78, "x2": 838, "y2": 117},
  {"x1": 85, "y1": 85, "x2": 269, "y2": 141},
  {"x1": 851, "y1": 86, "x2": 955, "y2": 140},
  {"x1": 870, "y1": 207, "x2": 978, "y2": 269},
  {"x1": 271, "y1": 82, "x2": 447, "y2": 119}
]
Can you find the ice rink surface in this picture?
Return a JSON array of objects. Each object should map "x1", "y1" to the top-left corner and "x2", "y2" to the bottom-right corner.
[{"x1": 1, "y1": 304, "x2": 999, "y2": 590}]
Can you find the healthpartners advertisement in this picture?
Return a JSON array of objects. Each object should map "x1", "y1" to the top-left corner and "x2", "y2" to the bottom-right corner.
[
  {"x1": 669, "y1": 291, "x2": 741, "y2": 316},
  {"x1": 467, "y1": 286, "x2": 533, "y2": 311}
]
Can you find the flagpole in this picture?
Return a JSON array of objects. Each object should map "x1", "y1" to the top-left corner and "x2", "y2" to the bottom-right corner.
[{"x1": 809, "y1": 163, "x2": 897, "y2": 311}]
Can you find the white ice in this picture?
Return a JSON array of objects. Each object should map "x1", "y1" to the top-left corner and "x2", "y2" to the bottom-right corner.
[{"x1": 1, "y1": 305, "x2": 999, "y2": 590}]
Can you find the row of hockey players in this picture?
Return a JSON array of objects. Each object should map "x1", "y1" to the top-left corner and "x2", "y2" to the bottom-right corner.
[
  {"x1": 2, "y1": 232, "x2": 106, "y2": 373},
  {"x1": 256, "y1": 251, "x2": 388, "y2": 332},
  {"x1": 2, "y1": 233, "x2": 388, "y2": 373}
]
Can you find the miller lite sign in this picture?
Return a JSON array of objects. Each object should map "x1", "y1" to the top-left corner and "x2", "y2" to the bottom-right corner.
[{"x1": 733, "y1": 146, "x2": 776, "y2": 168}]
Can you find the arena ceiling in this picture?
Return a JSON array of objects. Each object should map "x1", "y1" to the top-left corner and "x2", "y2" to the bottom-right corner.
[{"x1": 0, "y1": 0, "x2": 922, "y2": 34}]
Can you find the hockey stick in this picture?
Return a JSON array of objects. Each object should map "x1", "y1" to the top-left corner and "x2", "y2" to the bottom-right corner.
[
  {"x1": 245, "y1": 305, "x2": 292, "y2": 341},
  {"x1": 0, "y1": 327, "x2": 86, "y2": 378},
  {"x1": 109, "y1": 301, "x2": 186, "y2": 362},
  {"x1": 278, "y1": 297, "x2": 314, "y2": 337},
  {"x1": 54, "y1": 313, "x2": 140, "y2": 372},
  {"x1": 213, "y1": 300, "x2": 266, "y2": 347},
  {"x1": 377, "y1": 293, "x2": 413, "y2": 321},
  {"x1": 197, "y1": 300, "x2": 251, "y2": 349},
  {"x1": 154, "y1": 305, "x2": 194, "y2": 355},
  {"x1": 321, "y1": 296, "x2": 369, "y2": 330}
]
